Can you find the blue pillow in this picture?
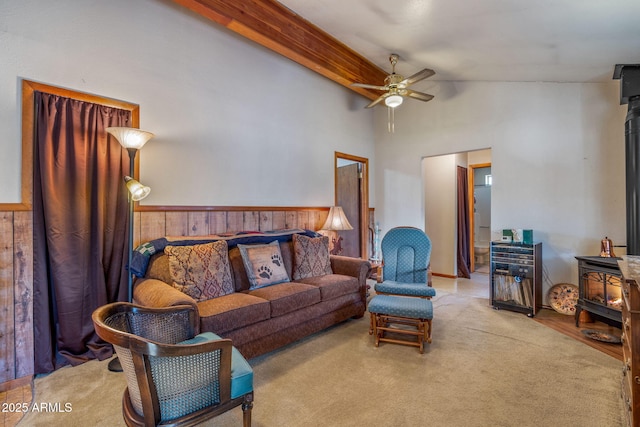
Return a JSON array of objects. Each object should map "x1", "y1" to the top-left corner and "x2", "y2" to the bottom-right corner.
[{"x1": 179, "y1": 333, "x2": 253, "y2": 398}]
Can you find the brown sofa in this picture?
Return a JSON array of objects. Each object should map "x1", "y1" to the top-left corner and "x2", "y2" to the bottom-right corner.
[{"x1": 132, "y1": 232, "x2": 370, "y2": 359}]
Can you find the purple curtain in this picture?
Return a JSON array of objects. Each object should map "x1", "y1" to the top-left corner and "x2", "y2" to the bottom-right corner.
[
  {"x1": 457, "y1": 166, "x2": 471, "y2": 279},
  {"x1": 33, "y1": 91, "x2": 131, "y2": 373}
]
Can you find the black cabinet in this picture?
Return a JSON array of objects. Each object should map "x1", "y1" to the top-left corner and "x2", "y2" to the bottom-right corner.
[{"x1": 490, "y1": 241, "x2": 542, "y2": 316}]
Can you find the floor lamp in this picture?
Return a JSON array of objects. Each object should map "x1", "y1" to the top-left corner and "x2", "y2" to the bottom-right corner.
[
  {"x1": 105, "y1": 127, "x2": 154, "y2": 372},
  {"x1": 321, "y1": 206, "x2": 353, "y2": 255}
]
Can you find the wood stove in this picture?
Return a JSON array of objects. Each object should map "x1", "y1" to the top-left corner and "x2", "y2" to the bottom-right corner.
[{"x1": 575, "y1": 256, "x2": 622, "y2": 326}]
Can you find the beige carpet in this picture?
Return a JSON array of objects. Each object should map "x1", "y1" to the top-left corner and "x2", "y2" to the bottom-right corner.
[{"x1": 20, "y1": 292, "x2": 624, "y2": 426}]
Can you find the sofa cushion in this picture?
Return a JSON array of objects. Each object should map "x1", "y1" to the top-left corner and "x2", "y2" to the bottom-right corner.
[
  {"x1": 294, "y1": 274, "x2": 360, "y2": 301},
  {"x1": 145, "y1": 253, "x2": 173, "y2": 284},
  {"x1": 165, "y1": 241, "x2": 235, "y2": 302},
  {"x1": 238, "y1": 241, "x2": 290, "y2": 289},
  {"x1": 249, "y1": 282, "x2": 321, "y2": 317},
  {"x1": 198, "y1": 293, "x2": 271, "y2": 334},
  {"x1": 292, "y1": 234, "x2": 333, "y2": 280}
]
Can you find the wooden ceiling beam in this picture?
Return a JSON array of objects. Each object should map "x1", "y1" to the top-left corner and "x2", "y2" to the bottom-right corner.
[{"x1": 171, "y1": 0, "x2": 387, "y2": 101}]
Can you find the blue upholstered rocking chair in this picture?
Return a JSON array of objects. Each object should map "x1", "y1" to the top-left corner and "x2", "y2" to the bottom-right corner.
[{"x1": 374, "y1": 226, "x2": 436, "y2": 299}]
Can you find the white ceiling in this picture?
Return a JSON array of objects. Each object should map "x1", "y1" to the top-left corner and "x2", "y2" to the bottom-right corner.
[{"x1": 278, "y1": 0, "x2": 640, "y2": 84}]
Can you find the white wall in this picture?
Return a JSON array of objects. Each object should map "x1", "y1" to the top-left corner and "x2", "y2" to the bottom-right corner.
[
  {"x1": 422, "y1": 154, "x2": 457, "y2": 275},
  {"x1": 0, "y1": 0, "x2": 375, "y2": 207},
  {"x1": 468, "y1": 149, "x2": 492, "y2": 165},
  {"x1": 376, "y1": 80, "x2": 627, "y2": 296}
]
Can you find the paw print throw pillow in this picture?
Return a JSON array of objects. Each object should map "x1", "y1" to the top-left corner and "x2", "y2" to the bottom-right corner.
[{"x1": 238, "y1": 240, "x2": 290, "y2": 289}]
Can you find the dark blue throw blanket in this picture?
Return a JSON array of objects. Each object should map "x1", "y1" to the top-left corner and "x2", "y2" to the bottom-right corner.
[{"x1": 130, "y1": 228, "x2": 320, "y2": 278}]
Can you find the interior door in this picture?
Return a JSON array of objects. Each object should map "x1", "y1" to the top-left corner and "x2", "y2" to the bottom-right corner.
[{"x1": 336, "y1": 163, "x2": 361, "y2": 258}]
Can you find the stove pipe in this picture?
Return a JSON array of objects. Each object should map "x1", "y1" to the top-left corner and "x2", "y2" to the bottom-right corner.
[{"x1": 614, "y1": 64, "x2": 640, "y2": 255}]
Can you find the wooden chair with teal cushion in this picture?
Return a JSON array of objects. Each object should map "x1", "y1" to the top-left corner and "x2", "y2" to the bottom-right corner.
[
  {"x1": 374, "y1": 226, "x2": 436, "y2": 299},
  {"x1": 92, "y1": 302, "x2": 253, "y2": 427}
]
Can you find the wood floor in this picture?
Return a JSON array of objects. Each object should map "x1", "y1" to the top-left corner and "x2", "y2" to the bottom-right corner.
[
  {"x1": 1, "y1": 379, "x2": 32, "y2": 427},
  {"x1": 533, "y1": 307, "x2": 623, "y2": 361},
  {"x1": 0, "y1": 307, "x2": 622, "y2": 427}
]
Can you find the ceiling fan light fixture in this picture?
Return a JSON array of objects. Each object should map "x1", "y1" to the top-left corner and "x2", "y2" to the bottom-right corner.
[{"x1": 385, "y1": 94, "x2": 403, "y2": 108}]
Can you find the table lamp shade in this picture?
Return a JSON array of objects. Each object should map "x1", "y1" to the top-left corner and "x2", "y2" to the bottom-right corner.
[{"x1": 321, "y1": 206, "x2": 353, "y2": 231}]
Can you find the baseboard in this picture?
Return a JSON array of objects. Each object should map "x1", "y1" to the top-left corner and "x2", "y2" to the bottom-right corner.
[{"x1": 432, "y1": 272, "x2": 457, "y2": 279}]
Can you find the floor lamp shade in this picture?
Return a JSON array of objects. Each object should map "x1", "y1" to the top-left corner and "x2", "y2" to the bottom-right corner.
[
  {"x1": 106, "y1": 127, "x2": 154, "y2": 150},
  {"x1": 124, "y1": 176, "x2": 150, "y2": 201}
]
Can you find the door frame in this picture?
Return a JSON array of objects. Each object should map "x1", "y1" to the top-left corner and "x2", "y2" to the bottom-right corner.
[
  {"x1": 468, "y1": 162, "x2": 491, "y2": 272},
  {"x1": 334, "y1": 152, "x2": 369, "y2": 259},
  {"x1": 16, "y1": 80, "x2": 140, "y2": 211}
]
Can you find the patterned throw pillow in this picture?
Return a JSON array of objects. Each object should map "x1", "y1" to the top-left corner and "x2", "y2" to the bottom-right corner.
[
  {"x1": 165, "y1": 240, "x2": 235, "y2": 302},
  {"x1": 238, "y1": 241, "x2": 290, "y2": 290},
  {"x1": 292, "y1": 233, "x2": 333, "y2": 280}
]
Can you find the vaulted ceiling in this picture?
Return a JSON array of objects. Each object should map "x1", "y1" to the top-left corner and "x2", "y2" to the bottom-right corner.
[
  {"x1": 172, "y1": 0, "x2": 640, "y2": 101},
  {"x1": 171, "y1": 0, "x2": 388, "y2": 101}
]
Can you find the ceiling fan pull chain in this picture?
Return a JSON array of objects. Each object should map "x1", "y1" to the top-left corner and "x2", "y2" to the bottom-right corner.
[{"x1": 388, "y1": 106, "x2": 395, "y2": 133}]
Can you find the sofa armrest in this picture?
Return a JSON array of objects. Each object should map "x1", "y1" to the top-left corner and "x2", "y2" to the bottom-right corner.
[
  {"x1": 133, "y1": 278, "x2": 199, "y2": 315},
  {"x1": 330, "y1": 255, "x2": 371, "y2": 287}
]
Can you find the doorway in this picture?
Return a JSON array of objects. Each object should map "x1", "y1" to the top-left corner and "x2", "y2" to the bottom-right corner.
[
  {"x1": 22, "y1": 80, "x2": 140, "y2": 374},
  {"x1": 422, "y1": 149, "x2": 491, "y2": 277},
  {"x1": 335, "y1": 152, "x2": 369, "y2": 259},
  {"x1": 469, "y1": 163, "x2": 492, "y2": 273}
]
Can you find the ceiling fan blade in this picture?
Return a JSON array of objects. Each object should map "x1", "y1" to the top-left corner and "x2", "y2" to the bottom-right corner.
[
  {"x1": 400, "y1": 68, "x2": 435, "y2": 86},
  {"x1": 405, "y1": 89, "x2": 434, "y2": 102},
  {"x1": 365, "y1": 94, "x2": 388, "y2": 108},
  {"x1": 351, "y1": 82, "x2": 388, "y2": 91}
]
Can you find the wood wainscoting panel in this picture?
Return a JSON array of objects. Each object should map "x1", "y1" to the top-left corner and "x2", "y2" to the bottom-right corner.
[
  {"x1": 259, "y1": 211, "x2": 273, "y2": 231},
  {"x1": 209, "y1": 211, "x2": 227, "y2": 234},
  {"x1": 165, "y1": 211, "x2": 190, "y2": 237},
  {"x1": 0, "y1": 210, "x2": 32, "y2": 384},
  {"x1": 272, "y1": 211, "x2": 286, "y2": 230},
  {"x1": 188, "y1": 211, "x2": 209, "y2": 236},
  {"x1": 0, "y1": 212, "x2": 16, "y2": 384},
  {"x1": 226, "y1": 211, "x2": 244, "y2": 233},
  {"x1": 285, "y1": 211, "x2": 298, "y2": 229},
  {"x1": 297, "y1": 211, "x2": 309, "y2": 229},
  {"x1": 243, "y1": 211, "x2": 260, "y2": 232},
  {"x1": 132, "y1": 207, "x2": 333, "y2": 247},
  {"x1": 12, "y1": 211, "x2": 33, "y2": 379},
  {"x1": 137, "y1": 211, "x2": 166, "y2": 245}
]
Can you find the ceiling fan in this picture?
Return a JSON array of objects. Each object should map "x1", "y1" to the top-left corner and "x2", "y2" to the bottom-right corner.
[{"x1": 351, "y1": 54, "x2": 435, "y2": 132}]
